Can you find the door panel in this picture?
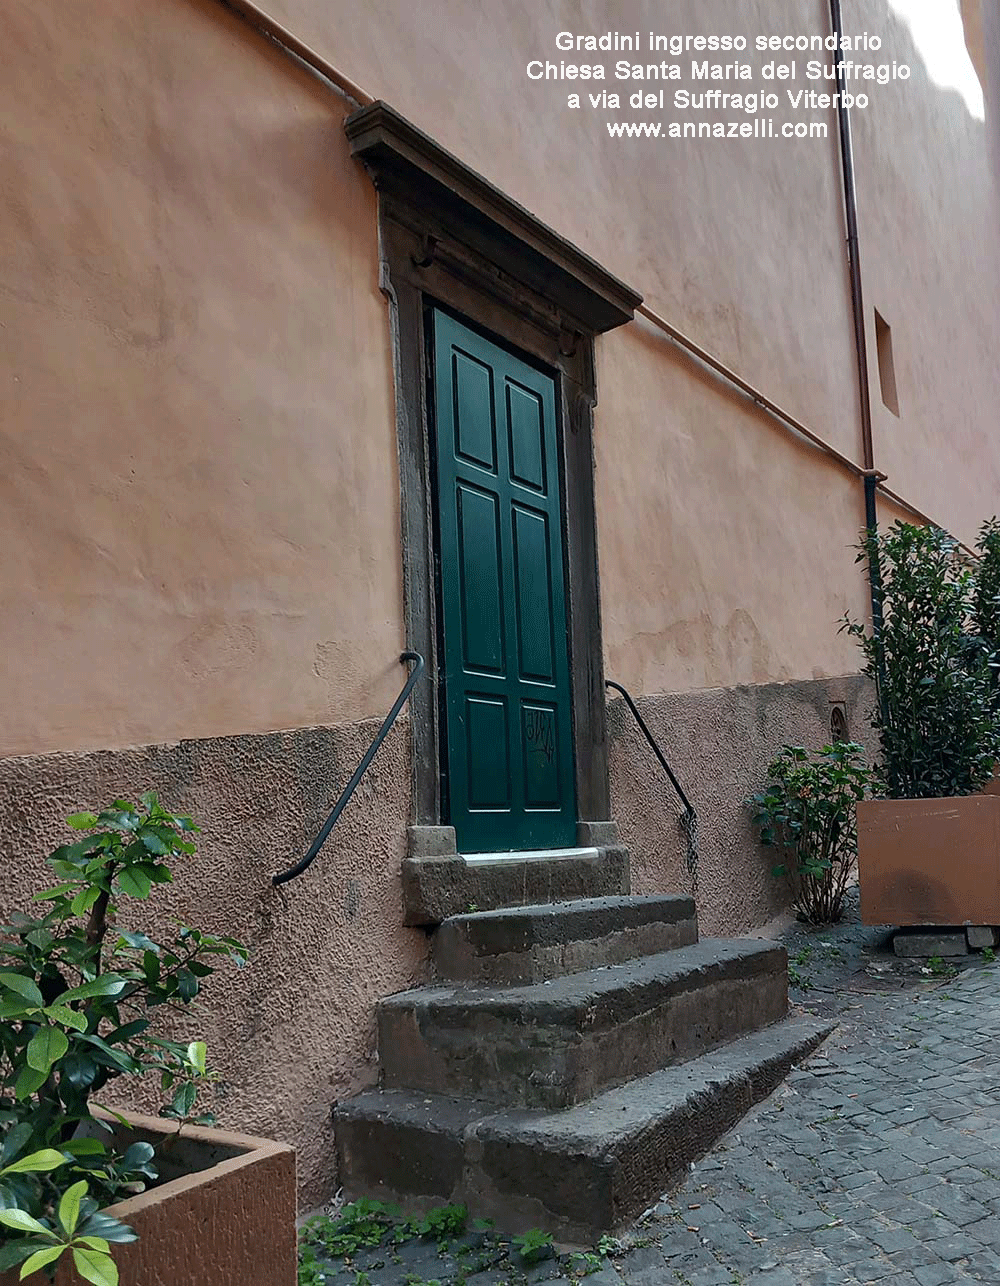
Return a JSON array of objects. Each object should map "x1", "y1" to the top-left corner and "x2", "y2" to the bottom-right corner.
[
  {"x1": 456, "y1": 484, "x2": 504, "y2": 675},
  {"x1": 453, "y1": 351, "x2": 497, "y2": 472},
  {"x1": 512, "y1": 504, "x2": 555, "y2": 683},
  {"x1": 433, "y1": 310, "x2": 576, "y2": 852}
]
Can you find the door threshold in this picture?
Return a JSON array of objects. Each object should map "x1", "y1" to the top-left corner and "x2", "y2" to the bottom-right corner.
[{"x1": 461, "y1": 846, "x2": 599, "y2": 865}]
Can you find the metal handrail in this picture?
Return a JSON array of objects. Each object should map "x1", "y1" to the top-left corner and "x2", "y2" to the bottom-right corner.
[
  {"x1": 272, "y1": 651, "x2": 425, "y2": 886},
  {"x1": 606, "y1": 678, "x2": 700, "y2": 890}
]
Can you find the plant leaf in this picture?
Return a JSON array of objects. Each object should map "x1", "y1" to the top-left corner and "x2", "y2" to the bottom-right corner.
[
  {"x1": 71, "y1": 886, "x2": 102, "y2": 917},
  {"x1": 66, "y1": 813, "x2": 100, "y2": 831},
  {"x1": 1, "y1": 1148, "x2": 68, "y2": 1176},
  {"x1": 0, "y1": 972, "x2": 44, "y2": 1007},
  {"x1": 117, "y1": 867, "x2": 151, "y2": 900},
  {"x1": 61, "y1": 1052, "x2": 100, "y2": 1089},
  {"x1": 75, "y1": 1213, "x2": 138, "y2": 1244},
  {"x1": 115, "y1": 931, "x2": 157, "y2": 953},
  {"x1": 72, "y1": 1247, "x2": 120, "y2": 1286},
  {"x1": 59, "y1": 1180, "x2": 88, "y2": 1236},
  {"x1": 27, "y1": 1026, "x2": 70, "y2": 1074},
  {"x1": 0, "y1": 1208, "x2": 53, "y2": 1236},
  {"x1": 19, "y1": 1245, "x2": 66, "y2": 1279},
  {"x1": 60, "y1": 1139, "x2": 108, "y2": 1159},
  {"x1": 88, "y1": 1104, "x2": 132, "y2": 1129},
  {"x1": 14, "y1": 1064, "x2": 49, "y2": 1101},
  {"x1": 43, "y1": 1004, "x2": 88, "y2": 1032},
  {"x1": 32, "y1": 883, "x2": 79, "y2": 901},
  {"x1": 56, "y1": 975, "x2": 127, "y2": 1004},
  {"x1": 186, "y1": 1041, "x2": 207, "y2": 1075},
  {"x1": 0, "y1": 1123, "x2": 32, "y2": 1166},
  {"x1": 119, "y1": 1143, "x2": 155, "y2": 1172}
]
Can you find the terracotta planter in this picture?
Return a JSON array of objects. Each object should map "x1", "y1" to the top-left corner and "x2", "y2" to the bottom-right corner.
[
  {"x1": 1, "y1": 1113, "x2": 296, "y2": 1286},
  {"x1": 857, "y1": 794, "x2": 1000, "y2": 926}
]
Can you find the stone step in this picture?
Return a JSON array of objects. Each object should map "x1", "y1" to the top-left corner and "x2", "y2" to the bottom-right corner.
[
  {"x1": 378, "y1": 938, "x2": 788, "y2": 1109},
  {"x1": 402, "y1": 846, "x2": 629, "y2": 926},
  {"x1": 336, "y1": 1014, "x2": 831, "y2": 1242},
  {"x1": 433, "y1": 894, "x2": 698, "y2": 985}
]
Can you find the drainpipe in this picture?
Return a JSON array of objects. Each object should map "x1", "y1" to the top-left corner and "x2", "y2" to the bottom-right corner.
[{"x1": 829, "y1": 0, "x2": 888, "y2": 724}]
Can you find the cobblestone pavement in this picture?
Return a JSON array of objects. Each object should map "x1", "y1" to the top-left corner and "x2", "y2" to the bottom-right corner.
[
  {"x1": 311, "y1": 895, "x2": 1000, "y2": 1285},
  {"x1": 633, "y1": 962, "x2": 1000, "y2": 1285}
]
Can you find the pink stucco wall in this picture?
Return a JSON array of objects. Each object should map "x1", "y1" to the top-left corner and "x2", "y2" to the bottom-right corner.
[
  {"x1": 3, "y1": 0, "x2": 997, "y2": 753},
  {"x1": 1, "y1": 0, "x2": 402, "y2": 758}
]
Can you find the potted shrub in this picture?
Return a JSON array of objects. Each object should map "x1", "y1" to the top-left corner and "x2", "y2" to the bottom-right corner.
[
  {"x1": 846, "y1": 521, "x2": 1000, "y2": 926},
  {"x1": 750, "y1": 742, "x2": 876, "y2": 925},
  {"x1": 0, "y1": 795, "x2": 296, "y2": 1285}
]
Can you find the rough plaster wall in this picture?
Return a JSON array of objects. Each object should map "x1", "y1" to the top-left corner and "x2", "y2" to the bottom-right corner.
[
  {"x1": 0, "y1": 719, "x2": 428, "y2": 1206},
  {"x1": 5, "y1": 0, "x2": 998, "y2": 769},
  {"x1": 852, "y1": 0, "x2": 1000, "y2": 547},
  {"x1": 262, "y1": 0, "x2": 861, "y2": 464},
  {"x1": 0, "y1": 0, "x2": 404, "y2": 758},
  {"x1": 594, "y1": 317, "x2": 874, "y2": 697},
  {"x1": 608, "y1": 675, "x2": 879, "y2": 934}
]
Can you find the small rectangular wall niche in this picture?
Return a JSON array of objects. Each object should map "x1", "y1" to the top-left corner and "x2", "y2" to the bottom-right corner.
[{"x1": 874, "y1": 309, "x2": 900, "y2": 417}]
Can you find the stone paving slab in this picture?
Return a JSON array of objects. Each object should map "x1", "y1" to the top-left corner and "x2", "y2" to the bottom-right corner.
[{"x1": 310, "y1": 889, "x2": 1000, "y2": 1284}]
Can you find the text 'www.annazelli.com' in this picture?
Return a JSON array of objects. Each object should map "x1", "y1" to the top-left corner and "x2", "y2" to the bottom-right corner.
[{"x1": 607, "y1": 119, "x2": 828, "y2": 139}]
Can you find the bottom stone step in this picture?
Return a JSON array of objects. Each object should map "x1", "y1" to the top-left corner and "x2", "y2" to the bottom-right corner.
[{"x1": 335, "y1": 1014, "x2": 831, "y2": 1243}]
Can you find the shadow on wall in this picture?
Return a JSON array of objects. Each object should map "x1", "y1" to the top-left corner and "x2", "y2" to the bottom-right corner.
[
  {"x1": 608, "y1": 674, "x2": 878, "y2": 936},
  {"x1": 0, "y1": 719, "x2": 429, "y2": 1207}
]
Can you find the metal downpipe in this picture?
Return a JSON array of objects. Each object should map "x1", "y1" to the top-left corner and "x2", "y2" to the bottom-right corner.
[{"x1": 830, "y1": 0, "x2": 888, "y2": 725}]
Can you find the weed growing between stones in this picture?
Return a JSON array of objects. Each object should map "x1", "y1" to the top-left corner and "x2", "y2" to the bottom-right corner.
[
  {"x1": 296, "y1": 1198, "x2": 621, "y2": 1284},
  {"x1": 511, "y1": 1226, "x2": 553, "y2": 1263},
  {"x1": 788, "y1": 946, "x2": 815, "y2": 990}
]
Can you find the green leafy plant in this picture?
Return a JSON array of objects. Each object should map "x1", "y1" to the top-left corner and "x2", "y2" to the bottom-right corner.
[
  {"x1": 297, "y1": 1242, "x2": 326, "y2": 1286},
  {"x1": 750, "y1": 742, "x2": 875, "y2": 923},
  {"x1": 301, "y1": 1201, "x2": 400, "y2": 1260},
  {"x1": 408, "y1": 1204, "x2": 467, "y2": 1243},
  {"x1": 787, "y1": 960, "x2": 814, "y2": 991},
  {"x1": 844, "y1": 522, "x2": 998, "y2": 799},
  {"x1": 0, "y1": 795, "x2": 248, "y2": 1281},
  {"x1": 512, "y1": 1227, "x2": 553, "y2": 1263}
]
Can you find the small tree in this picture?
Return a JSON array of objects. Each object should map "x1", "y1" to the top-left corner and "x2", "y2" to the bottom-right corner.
[
  {"x1": 844, "y1": 521, "x2": 998, "y2": 799},
  {"x1": 750, "y1": 743, "x2": 875, "y2": 924},
  {"x1": 0, "y1": 795, "x2": 248, "y2": 1283}
]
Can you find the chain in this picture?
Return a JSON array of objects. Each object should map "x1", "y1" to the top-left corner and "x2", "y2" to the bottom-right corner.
[{"x1": 680, "y1": 807, "x2": 699, "y2": 895}]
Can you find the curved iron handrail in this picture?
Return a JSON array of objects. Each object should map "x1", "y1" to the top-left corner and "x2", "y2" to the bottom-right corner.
[
  {"x1": 605, "y1": 679, "x2": 693, "y2": 814},
  {"x1": 605, "y1": 678, "x2": 700, "y2": 891},
  {"x1": 272, "y1": 651, "x2": 425, "y2": 886}
]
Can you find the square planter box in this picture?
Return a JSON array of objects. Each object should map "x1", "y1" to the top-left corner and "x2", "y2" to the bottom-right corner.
[
  {"x1": 1, "y1": 1112, "x2": 296, "y2": 1286},
  {"x1": 857, "y1": 794, "x2": 1000, "y2": 926}
]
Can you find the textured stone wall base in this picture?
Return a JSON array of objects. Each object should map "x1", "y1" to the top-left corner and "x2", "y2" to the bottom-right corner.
[
  {"x1": 0, "y1": 719, "x2": 426, "y2": 1208},
  {"x1": 608, "y1": 674, "x2": 877, "y2": 935}
]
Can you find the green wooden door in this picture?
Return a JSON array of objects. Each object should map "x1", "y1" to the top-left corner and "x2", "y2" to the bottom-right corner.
[{"x1": 432, "y1": 310, "x2": 576, "y2": 853}]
